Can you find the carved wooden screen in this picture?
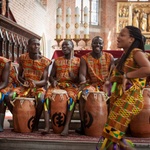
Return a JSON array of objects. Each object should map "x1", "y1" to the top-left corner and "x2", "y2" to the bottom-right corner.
[{"x1": 116, "y1": 2, "x2": 150, "y2": 42}]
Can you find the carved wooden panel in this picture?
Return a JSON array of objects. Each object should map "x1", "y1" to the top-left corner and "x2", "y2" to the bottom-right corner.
[
  {"x1": 0, "y1": 15, "x2": 41, "y2": 62},
  {"x1": 117, "y1": 2, "x2": 150, "y2": 39}
]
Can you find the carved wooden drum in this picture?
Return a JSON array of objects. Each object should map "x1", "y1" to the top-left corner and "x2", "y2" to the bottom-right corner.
[
  {"x1": 12, "y1": 97, "x2": 36, "y2": 133},
  {"x1": 51, "y1": 89, "x2": 68, "y2": 134},
  {"x1": 83, "y1": 91, "x2": 108, "y2": 137},
  {"x1": 130, "y1": 88, "x2": 150, "y2": 137}
]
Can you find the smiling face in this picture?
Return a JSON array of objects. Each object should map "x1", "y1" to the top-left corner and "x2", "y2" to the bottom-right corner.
[
  {"x1": 92, "y1": 37, "x2": 104, "y2": 54},
  {"x1": 61, "y1": 40, "x2": 73, "y2": 55},
  {"x1": 117, "y1": 27, "x2": 135, "y2": 51}
]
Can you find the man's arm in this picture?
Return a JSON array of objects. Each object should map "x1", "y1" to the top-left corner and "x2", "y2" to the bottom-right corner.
[
  {"x1": 49, "y1": 62, "x2": 58, "y2": 87},
  {"x1": 79, "y1": 57, "x2": 87, "y2": 83}
]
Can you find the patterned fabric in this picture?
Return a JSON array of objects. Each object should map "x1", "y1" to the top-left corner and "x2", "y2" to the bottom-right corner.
[
  {"x1": 82, "y1": 52, "x2": 113, "y2": 91},
  {"x1": 145, "y1": 52, "x2": 150, "y2": 86},
  {"x1": 102, "y1": 48, "x2": 145, "y2": 143},
  {"x1": 45, "y1": 56, "x2": 80, "y2": 102},
  {"x1": 13, "y1": 53, "x2": 51, "y2": 97},
  {"x1": 20, "y1": 53, "x2": 51, "y2": 81},
  {"x1": 0, "y1": 57, "x2": 18, "y2": 94}
]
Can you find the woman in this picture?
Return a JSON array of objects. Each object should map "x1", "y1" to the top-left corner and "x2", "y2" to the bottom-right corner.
[{"x1": 98, "y1": 26, "x2": 150, "y2": 150}]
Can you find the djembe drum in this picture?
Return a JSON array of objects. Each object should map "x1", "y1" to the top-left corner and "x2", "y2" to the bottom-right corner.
[
  {"x1": 130, "y1": 88, "x2": 150, "y2": 137},
  {"x1": 13, "y1": 97, "x2": 36, "y2": 133},
  {"x1": 83, "y1": 91, "x2": 108, "y2": 137},
  {"x1": 51, "y1": 89, "x2": 69, "y2": 134}
]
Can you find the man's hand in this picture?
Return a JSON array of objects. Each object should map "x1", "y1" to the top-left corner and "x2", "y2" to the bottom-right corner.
[
  {"x1": 69, "y1": 70, "x2": 75, "y2": 80},
  {"x1": 52, "y1": 80, "x2": 58, "y2": 87}
]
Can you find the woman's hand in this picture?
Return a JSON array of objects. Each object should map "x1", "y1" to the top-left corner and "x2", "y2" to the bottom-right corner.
[
  {"x1": 103, "y1": 80, "x2": 111, "y2": 95},
  {"x1": 122, "y1": 73, "x2": 132, "y2": 93},
  {"x1": 122, "y1": 77, "x2": 128, "y2": 93}
]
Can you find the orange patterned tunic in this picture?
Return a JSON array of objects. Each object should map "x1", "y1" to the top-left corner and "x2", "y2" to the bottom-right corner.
[
  {"x1": 0, "y1": 57, "x2": 18, "y2": 94},
  {"x1": 13, "y1": 53, "x2": 51, "y2": 97},
  {"x1": 45, "y1": 56, "x2": 80, "y2": 102},
  {"x1": 82, "y1": 52, "x2": 113, "y2": 91},
  {"x1": 102, "y1": 48, "x2": 146, "y2": 143}
]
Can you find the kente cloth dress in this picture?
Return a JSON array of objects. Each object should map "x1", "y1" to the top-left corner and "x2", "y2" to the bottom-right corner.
[
  {"x1": 45, "y1": 56, "x2": 80, "y2": 102},
  {"x1": 102, "y1": 48, "x2": 146, "y2": 144},
  {"x1": 0, "y1": 57, "x2": 18, "y2": 95},
  {"x1": 13, "y1": 53, "x2": 51, "y2": 97}
]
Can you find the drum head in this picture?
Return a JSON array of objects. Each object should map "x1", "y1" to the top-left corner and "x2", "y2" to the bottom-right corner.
[
  {"x1": 52, "y1": 89, "x2": 67, "y2": 94},
  {"x1": 15, "y1": 97, "x2": 35, "y2": 101}
]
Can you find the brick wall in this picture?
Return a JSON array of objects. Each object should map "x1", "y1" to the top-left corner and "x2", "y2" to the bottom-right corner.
[
  {"x1": 9, "y1": 0, "x2": 129, "y2": 59},
  {"x1": 9, "y1": 0, "x2": 57, "y2": 59}
]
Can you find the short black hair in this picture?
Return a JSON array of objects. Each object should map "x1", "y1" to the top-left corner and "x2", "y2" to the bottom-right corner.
[{"x1": 28, "y1": 38, "x2": 39, "y2": 45}]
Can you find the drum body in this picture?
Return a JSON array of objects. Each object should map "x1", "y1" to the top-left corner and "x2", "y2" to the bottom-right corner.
[
  {"x1": 84, "y1": 91, "x2": 108, "y2": 137},
  {"x1": 130, "y1": 88, "x2": 150, "y2": 137},
  {"x1": 13, "y1": 97, "x2": 36, "y2": 133},
  {"x1": 51, "y1": 89, "x2": 68, "y2": 134}
]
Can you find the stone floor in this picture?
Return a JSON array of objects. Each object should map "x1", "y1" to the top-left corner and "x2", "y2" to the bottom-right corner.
[{"x1": 1, "y1": 110, "x2": 150, "y2": 150}]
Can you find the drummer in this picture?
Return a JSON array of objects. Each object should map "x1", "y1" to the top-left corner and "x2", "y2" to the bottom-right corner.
[
  {"x1": 0, "y1": 57, "x2": 19, "y2": 132},
  {"x1": 7, "y1": 38, "x2": 51, "y2": 131},
  {"x1": 76, "y1": 36, "x2": 114, "y2": 135},
  {"x1": 43, "y1": 39, "x2": 80, "y2": 136}
]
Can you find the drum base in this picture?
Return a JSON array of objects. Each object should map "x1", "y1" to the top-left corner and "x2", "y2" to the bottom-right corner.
[{"x1": 13, "y1": 98, "x2": 36, "y2": 133}]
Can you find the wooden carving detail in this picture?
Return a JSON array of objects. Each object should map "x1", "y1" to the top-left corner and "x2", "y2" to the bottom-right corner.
[{"x1": 117, "y1": 2, "x2": 150, "y2": 37}]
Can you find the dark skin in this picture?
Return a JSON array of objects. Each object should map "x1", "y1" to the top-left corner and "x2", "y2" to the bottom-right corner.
[
  {"x1": 43, "y1": 40, "x2": 78, "y2": 135},
  {"x1": 79, "y1": 37, "x2": 114, "y2": 91}
]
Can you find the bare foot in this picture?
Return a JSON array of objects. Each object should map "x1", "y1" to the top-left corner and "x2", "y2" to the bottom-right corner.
[
  {"x1": 120, "y1": 139, "x2": 136, "y2": 150},
  {"x1": 60, "y1": 129, "x2": 68, "y2": 136}
]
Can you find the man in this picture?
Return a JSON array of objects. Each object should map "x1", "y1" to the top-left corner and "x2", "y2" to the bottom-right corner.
[
  {"x1": 76, "y1": 36, "x2": 114, "y2": 135},
  {"x1": 8, "y1": 38, "x2": 51, "y2": 131},
  {"x1": 43, "y1": 40, "x2": 80, "y2": 136},
  {"x1": 0, "y1": 56, "x2": 18, "y2": 132}
]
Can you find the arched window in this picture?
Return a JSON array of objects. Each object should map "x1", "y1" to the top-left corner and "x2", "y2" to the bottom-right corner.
[{"x1": 75, "y1": 0, "x2": 100, "y2": 26}]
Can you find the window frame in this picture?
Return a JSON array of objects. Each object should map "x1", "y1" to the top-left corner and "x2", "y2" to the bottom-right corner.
[{"x1": 76, "y1": 0, "x2": 101, "y2": 27}]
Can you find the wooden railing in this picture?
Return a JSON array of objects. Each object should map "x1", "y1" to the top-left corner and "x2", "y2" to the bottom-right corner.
[{"x1": 0, "y1": 0, "x2": 41, "y2": 62}]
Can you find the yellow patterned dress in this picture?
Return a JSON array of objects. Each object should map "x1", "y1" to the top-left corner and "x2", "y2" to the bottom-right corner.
[
  {"x1": 45, "y1": 56, "x2": 80, "y2": 103},
  {"x1": 82, "y1": 52, "x2": 113, "y2": 91},
  {"x1": 101, "y1": 48, "x2": 146, "y2": 147},
  {"x1": 0, "y1": 57, "x2": 18, "y2": 102},
  {"x1": 13, "y1": 53, "x2": 51, "y2": 97}
]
